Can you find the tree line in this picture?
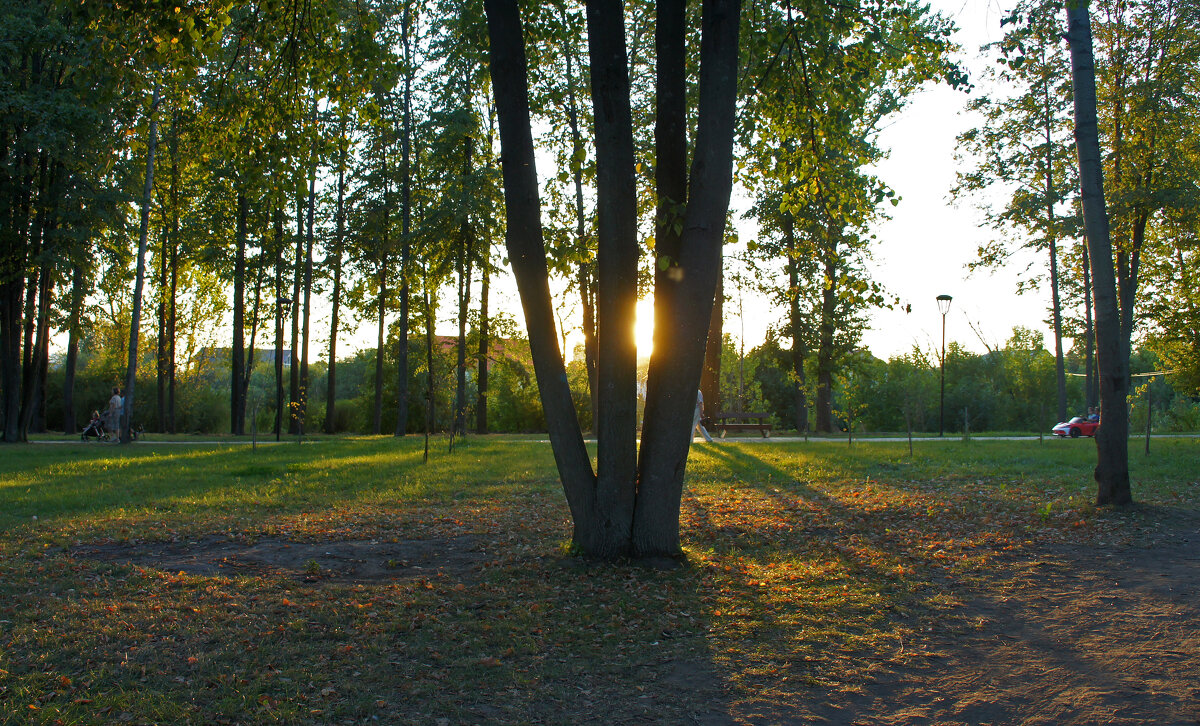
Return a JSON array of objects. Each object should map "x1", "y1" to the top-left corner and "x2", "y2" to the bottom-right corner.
[{"x1": 3, "y1": 0, "x2": 1197, "y2": 555}]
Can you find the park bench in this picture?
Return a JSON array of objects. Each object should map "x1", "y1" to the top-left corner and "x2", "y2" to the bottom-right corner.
[{"x1": 713, "y1": 412, "x2": 772, "y2": 438}]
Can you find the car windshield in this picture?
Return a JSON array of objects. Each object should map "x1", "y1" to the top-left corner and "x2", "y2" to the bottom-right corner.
[{"x1": 1068, "y1": 417, "x2": 1085, "y2": 423}]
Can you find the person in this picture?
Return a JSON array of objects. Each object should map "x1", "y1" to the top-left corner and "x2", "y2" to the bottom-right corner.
[
  {"x1": 693, "y1": 388, "x2": 714, "y2": 443},
  {"x1": 82, "y1": 410, "x2": 104, "y2": 440},
  {"x1": 1087, "y1": 406, "x2": 1100, "y2": 422},
  {"x1": 107, "y1": 387, "x2": 122, "y2": 432}
]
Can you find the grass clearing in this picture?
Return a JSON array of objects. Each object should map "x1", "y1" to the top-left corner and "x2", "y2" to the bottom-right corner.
[{"x1": 1, "y1": 436, "x2": 1197, "y2": 724}]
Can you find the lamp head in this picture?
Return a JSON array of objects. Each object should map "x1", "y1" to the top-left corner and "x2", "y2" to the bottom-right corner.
[{"x1": 936, "y1": 294, "x2": 953, "y2": 316}]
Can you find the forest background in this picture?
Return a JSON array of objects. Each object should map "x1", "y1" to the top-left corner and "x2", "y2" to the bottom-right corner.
[{"x1": 2, "y1": 0, "x2": 1198, "y2": 441}]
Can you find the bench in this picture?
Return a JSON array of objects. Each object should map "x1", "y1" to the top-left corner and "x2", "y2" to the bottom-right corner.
[{"x1": 713, "y1": 412, "x2": 772, "y2": 438}]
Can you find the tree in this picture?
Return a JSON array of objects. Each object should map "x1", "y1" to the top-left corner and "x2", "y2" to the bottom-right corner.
[
  {"x1": 486, "y1": 0, "x2": 741, "y2": 559},
  {"x1": 1066, "y1": 0, "x2": 1131, "y2": 505},
  {"x1": 954, "y1": 0, "x2": 1078, "y2": 423},
  {"x1": 739, "y1": 0, "x2": 962, "y2": 434}
]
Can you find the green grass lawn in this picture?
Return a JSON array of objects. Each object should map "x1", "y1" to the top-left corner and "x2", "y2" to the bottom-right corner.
[{"x1": 1, "y1": 436, "x2": 1197, "y2": 724}]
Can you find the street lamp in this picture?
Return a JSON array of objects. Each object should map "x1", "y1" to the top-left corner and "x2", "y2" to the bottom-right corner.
[{"x1": 937, "y1": 294, "x2": 953, "y2": 437}]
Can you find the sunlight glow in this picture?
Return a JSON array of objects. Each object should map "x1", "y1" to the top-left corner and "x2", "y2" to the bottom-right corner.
[{"x1": 635, "y1": 296, "x2": 656, "y2": 359}]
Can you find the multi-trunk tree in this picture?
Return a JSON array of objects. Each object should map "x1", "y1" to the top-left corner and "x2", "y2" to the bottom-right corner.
[{"x1": 486, "y1": 0, "x2": 741, "y2": 559}]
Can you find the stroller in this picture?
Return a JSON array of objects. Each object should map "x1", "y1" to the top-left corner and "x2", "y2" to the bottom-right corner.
[{"x1": 81, "y1": 414, "x2": 111, "y2": 442}]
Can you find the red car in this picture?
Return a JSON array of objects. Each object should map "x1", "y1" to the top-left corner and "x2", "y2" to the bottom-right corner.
[{"x1": 1052, "y1": 416, "x2": 1100, "y2": 438}]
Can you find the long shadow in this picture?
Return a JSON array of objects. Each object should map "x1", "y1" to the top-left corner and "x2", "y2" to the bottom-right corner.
[{"x1": 683, "y1": 441, "x2": 1200, "y2": 722}]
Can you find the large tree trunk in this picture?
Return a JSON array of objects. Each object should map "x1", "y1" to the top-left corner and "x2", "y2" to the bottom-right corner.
[
  {"x1": 587, "y1": 0, "x2": 641, "y2": 557},
  {"x1": 121, "y1": 84, "x2": 161, "y2": 444},
  {"x1": 231, "y1": 191, "x2": 247, "y2": 435},
  {"x1": 635, "y1": 0, "x2": 741, "y2": 557},
  {"x1": 374, "y1": 260, "x2": 387, "y2": 435},
  {"x1": 485, "y1": 0, "x2": 596, "y2": 541},
  {"x1": 1, "y1": 137, "x2": 34, "y2": 442},
  {"x1": 1066, "y1": 1, "x2": 1131, "y2": 506}
]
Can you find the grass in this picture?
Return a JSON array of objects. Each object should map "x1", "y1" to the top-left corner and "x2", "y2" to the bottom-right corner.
[{"x1": 0, "y1": 436, "x2": 1197, "y2": 724}]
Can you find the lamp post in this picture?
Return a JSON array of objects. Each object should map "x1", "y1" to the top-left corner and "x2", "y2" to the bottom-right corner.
[{"x1": 937, "y1": 294, "x2": 953, "y2": 437}]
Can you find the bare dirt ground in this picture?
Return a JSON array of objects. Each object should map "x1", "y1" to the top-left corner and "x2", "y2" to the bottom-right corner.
[{"x1": 68, "y1": 513, "x2": 1198, "y2": 725}]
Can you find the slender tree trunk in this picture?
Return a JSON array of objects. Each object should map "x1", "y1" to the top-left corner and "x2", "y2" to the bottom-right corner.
[
  {"x1": 476, "y1": 241, "x2": 490, "y2": 433},
  {"x1": 241, "y1": 259, "x2": 265, "y2": 416},
  {"x1": 815, "y1": 250, "x2": 837, "y2": 433},
  {"x1": 121, "y1": 84, "x2": 162, "y2": 443},
  {"x1": 395, "y1": 4, "x2": 414, "y2": 437},
  {"x1": 288, "y1": 189, "x2": 303, "y2": 434},
  {"x1": 232, "y1": 191, "x2": 247, "y2": 435},
  {"x1": 1067, "y1": 1, "x2": 1131, "y2": 505},
  {"x1": 784, "y1": 216, "x2": 808, "y2": 432},
  {"x1": 326, "y1": 147, "x2": 347, "y2": 435},
  {"x1": 63, "y1": 264, "x2": 84, "y2": 433},
  {"x1": 424, "y1": 263, "x2": 436, "y2": 439},
  {"x1": 273, "y1": 209, "x2": 285, "y2": 440},
  {"x1": 166, "y1": 158, "x2": 179, "y2": 433},
  {"x1": 156, "y1": 214, "x2": 168, "y2": 431},
  {"x1": 1083, "y1": 243, "x2": 1097, "y2": 408},
  {"x1": 300, "y1": 161, "x2": 315, "y2": 431},
  {"x1": 563, "y1": 43, "x2": 599, "y2": 430},
  {"x1": 453, "y1": 136, "x2": 474, "y2": 438},
  {"x1": 1044, "y1": 87, "x2": 1068, "y2": 422},
  {"x1": 374, "y1": 259, "x2": 387, "y2": 435}
]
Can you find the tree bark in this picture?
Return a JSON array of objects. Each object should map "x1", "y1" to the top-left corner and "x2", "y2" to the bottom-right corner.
[
  {"x1": 784, "y1": 215, "x2": 808, "y2": 433},
  {"x1": 1044, "y1": 84, "x2": 1067, "y2": 423},
  {"x1": 273, "y1": 209, "x2": 285, "y2": 440},
  {"x1": 1066, "y1": 1, "x2": 1131, "y2": 506},
  {"x1": 63, "y1": 264, "x2": 84, "y2": 433},
  {"x1": 395, "y1": 3, "x2": 414, "y2": 437},
  {"x1": 300, "y1": 160, "x2": 315, "y2": 431},
  {"x1": 476, "y1": 239, "x2": 490, "y2": 434},
  {"x1": 288, "y1": 188, "x2": 302, "y2": 434},
  {"x1": 485, "y1": 0, "x2": 596, "y2": 543},
  {"x1": 374, "y1": 258, "x2": 387, "y2": 435},
  {"x1": 231, "y1": 191, "x2": 247, "y2": 435},
  {"x1": 635, "y1": 0, "x2": 741, "y2": 557},
  {"x1": 587, "y1": 0, "x2": 642, "y2": 557},
  {"x1": 326, "y1": 144, "x2": 347, "y2": 435},
  {"x1": 122, "y1": 84, "x2": 162, "y2": 444}
]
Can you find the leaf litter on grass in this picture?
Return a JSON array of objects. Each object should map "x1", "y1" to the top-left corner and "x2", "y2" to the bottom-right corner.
[{"x1": 0, "y1": 438, "x2": 1197, "y2": 724}]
